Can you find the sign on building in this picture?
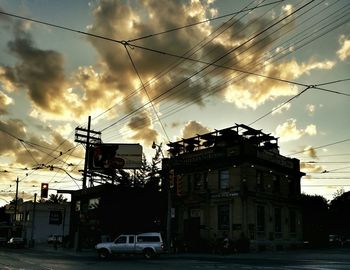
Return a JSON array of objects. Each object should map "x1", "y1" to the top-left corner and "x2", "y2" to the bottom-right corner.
[
  {"x1": 89, "y1": 143, "x2": 143, "y2": 171},
  {"x1": 49, "y1": 211, "x2": 62, "y2": 225}
]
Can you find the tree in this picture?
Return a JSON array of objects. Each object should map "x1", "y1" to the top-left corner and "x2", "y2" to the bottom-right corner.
[
  {"x1": 47, "y1": 194, "x2": 67, "y2": 204},
  {"x1": 329, "y1": 190, "x2": 350, "y2": 238},
  {"x1": 299, "y1": 194, "x2": 329, "y2": 247}
]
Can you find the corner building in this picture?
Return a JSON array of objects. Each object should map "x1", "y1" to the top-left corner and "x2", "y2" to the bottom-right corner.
[{"x1": 164, "y1": 124, "x2": 304, "y2": 251}]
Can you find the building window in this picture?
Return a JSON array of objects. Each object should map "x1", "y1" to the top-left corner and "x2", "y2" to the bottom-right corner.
[
  {"x1": 15, "y1": 213, "x2": 24, "y2": 222},
  {"x1": 203, "y1": 172, "x2": 208, "y2": 190},
  {"x1": 288, "y1": 180, "x2": 295, "y2": 196},
  {"x1": 256, "y1": 205, "x2": 265, "y2": 233},
  {"x1": 217, "y1": 205, "x2": 229, "y2": 230},
  {"x1": 49, "y1": 211, "x2": 62, "y2": 225},
  {"x1": 25, "y1": 211, "x2": 30, "y2": 221},
  {"x1": 256, "y1": 170, "x2": 264, "y2": 191},
  {"x1": 194, "y1": 173, "x2": 202, "y2": 190},
  {"x1": 289, "y1": 209, "x2": 296, "y2": 234},
  {"x1": 75, "y1": 201, "x2": 81, "y2": 212},
  {"x1": 219, "y1": 170, "x2": 230, "y2": 190},
  {"x1": 273, "y1": 175, "x2": 281, "y2": 193},
  {"x1": 274, "y1": 208, "x2": 282, "y2": 238},
  {"x1": 187, "y1": 174, "x2": 192, "y2": 193},
  {"x1": 88, "y1": 198, "x2": 100, "y2": 210}
]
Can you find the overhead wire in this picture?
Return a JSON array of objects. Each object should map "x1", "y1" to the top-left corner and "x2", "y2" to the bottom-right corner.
[
  {"x1": 104, "y1": 2, "x2": 350, "y2": 139},
  {"x1": 102, "y1": 0, "x2": 346, "y2": 139},
  {"x1": 1, "y1": 0, "x2": 348, "y2": 194},
  {"x1": 124, "y1": 44, "x2": 170, "y2": 142},
  {"x1": 92, "y1": 0, "x2": 272, "y2": 127},
  {"x1": 287, "y1": 139, "x2": 350, "y2": 157},
  {"x1": 104, "y1": 0, "x2": 344, "y2": 139},
  {"x1": 100, "y1": 0, "x2": 316, "y2": 133},
  {"x1": 127, "y1": 0, "x2": 285, "y2": 42}
]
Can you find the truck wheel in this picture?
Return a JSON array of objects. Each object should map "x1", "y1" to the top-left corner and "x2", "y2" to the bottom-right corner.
[
  {"x1": 98, "y1": 249, "x2": 109, "y2": 259},
  {"x1": 143, "y1": 248, "x2": 155, "y2": 259}
]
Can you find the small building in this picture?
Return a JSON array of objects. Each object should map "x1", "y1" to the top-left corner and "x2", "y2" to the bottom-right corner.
[
  {"x1": 6, "y1": 201, "x2": 70, "y2": 244},
  {"x1": 165, "y1": 124, "x2": 304, "y2": 251},
  {"x1": 69, "y1": 184, "x2": 166, "y2": 249}
]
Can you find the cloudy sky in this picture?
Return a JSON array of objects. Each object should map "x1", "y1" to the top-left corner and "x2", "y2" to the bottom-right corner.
[{"x1": 0, "y1": 0, "x2": 349, "y2": 205}]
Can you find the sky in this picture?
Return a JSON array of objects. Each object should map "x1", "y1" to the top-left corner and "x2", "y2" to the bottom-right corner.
[{"x1": 0, "y1": 0, "x2": 349, "y2": 206}]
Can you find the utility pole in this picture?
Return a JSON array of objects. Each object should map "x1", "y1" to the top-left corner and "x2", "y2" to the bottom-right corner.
[
  {"x1": 30, "y1": 193, "x2": 37, "y2": 247},
  {"x1": 13, "y1": 177, "x2": 19, "y2": 226},
  {"x1": 75, "y1": 116, "x2": 101, "y2": 189},
  {"x1": 74, "y1": 116, "x2": 101, "y2": 251}
]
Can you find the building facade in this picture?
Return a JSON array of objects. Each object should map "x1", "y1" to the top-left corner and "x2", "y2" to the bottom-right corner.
[
  {"x1": 6, "y1": 201, "x2": 70, "y2": 244},
  {"x1": 165, "y1": 124, "x2": 304, "y2": 251},
  {"x1": 69, "y1": 184, "x2": 166, "y2": 249}
]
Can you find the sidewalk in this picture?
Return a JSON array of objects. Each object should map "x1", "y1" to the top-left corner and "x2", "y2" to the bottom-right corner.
[{"x1": 31, "y1": 243, "x2": 96, "y2": 258}]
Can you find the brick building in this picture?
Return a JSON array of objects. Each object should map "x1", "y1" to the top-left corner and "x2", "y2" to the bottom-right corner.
[{"x1": 164, "y1": 124, "x2": 304, "y2": 251}]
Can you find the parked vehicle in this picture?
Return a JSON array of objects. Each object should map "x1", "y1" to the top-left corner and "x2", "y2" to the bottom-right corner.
[
  {"x1": 47, "y1": 234, "x2": 63, "y2": 244},
  {"x1": 95, "y1": 232, "x2": 165, "y2": 259},
  {"x1": 7, "y1": 237, "x2": 25, "y2": 248}
]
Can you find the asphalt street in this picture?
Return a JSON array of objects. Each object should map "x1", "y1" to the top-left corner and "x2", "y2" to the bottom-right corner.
[{"x1": 0, "y1": 247, "x2": 350, "y2": 270}]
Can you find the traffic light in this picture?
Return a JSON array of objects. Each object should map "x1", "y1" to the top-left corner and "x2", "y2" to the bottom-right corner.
[{"x1": 41, "y1": 183, "x2": 49, "y2": 198}]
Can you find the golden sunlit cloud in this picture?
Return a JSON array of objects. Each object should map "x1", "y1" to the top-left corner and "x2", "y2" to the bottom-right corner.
[
  {"x1": 271, "y1": 103, "x2": 291, "y2": 115},
  {"x1": 337, "y1": 35, "x2": 350, "y2": 61},
  {"x1": 0, "y1": 90, "x2": 13, "y2": 114},
  {"x1": 0, "y1": 66, "x2": 17, "y2": 92},
  {"x1": 180, "y1": 120, "x2": 211, "y2": 140},
  {"x1": 127, "y1": 111, "x2": 160, "y2": 146},
  {"x1": 0, "y1": 118, "x2": 83, "y2": 168},
  {"x1": 275, "y1": 119, "x2": 317, "y2": 142},
  {"x1": 300, "y1": 162, "x2": 324, "y2": 173},
  {"x1": 224, "y1": 59, "x2": 335, "y2": 109},
  {"x1": 306, "y1": 104, "x2": 316, "y2": 115},
  {"x1": 303, "y1": 146, "x2": 318, "y2": 159}
]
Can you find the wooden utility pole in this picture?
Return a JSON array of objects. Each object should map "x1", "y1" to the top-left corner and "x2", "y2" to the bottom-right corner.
[
  {"x1": 74, "y1": 116, "x2": 101, "y2": 189},
  {"x1": 13, "y1": 177, "x2": 19, "y2": 225},
  {"x1": 30, "y1": 193, "x2": 37, "y2": 247}
]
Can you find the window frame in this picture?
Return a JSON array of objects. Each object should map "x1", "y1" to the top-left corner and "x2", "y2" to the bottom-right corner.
[
  {"x1": 217, "y1": 204, "x2": 230, "y2": 230},
  {"x1": 219, "y1": 169, "x2": 230, "y2": 190}
]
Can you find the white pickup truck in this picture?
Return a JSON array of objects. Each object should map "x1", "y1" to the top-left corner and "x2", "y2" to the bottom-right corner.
[{"x1": 95, "y1": 232, "x2": 165, "y2": 259}]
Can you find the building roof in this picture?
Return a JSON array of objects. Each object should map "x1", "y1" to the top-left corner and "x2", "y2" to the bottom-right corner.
[{"x1": 167, "y1": 123, "x2": 278, "y2": 156}]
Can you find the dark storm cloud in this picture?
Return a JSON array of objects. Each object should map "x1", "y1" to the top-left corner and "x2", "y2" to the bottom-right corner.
[
  {"x1": 0, "y1": 119, "x2": 26, "y2": 154},
  {"x1": 6, "y1": 28, "x2": 68, "y2": 114},
  {"x1": 127, "y1": 111, "x2": 159, "y2": 146},
  {"x1": 87, "y1": 0, "x2": 213, "y2": 107}
]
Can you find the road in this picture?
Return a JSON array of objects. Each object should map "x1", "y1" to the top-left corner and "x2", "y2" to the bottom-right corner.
[{"x1": 0, "y1": 247, "x2": 350, "y2": 269}]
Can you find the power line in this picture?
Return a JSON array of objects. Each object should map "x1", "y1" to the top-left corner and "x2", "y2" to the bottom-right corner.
[
  {"x1": 124, "y1": 44, "x2": 170, "y2": 141},
  {"x1": 302, "y1": 161, "x2": 350, "y2": 164},
  {"x1": 92, "y1": 0, "x2": 268, "y2": 124},
  {"x1": 287, "y1": 139, "x2": 350, "y2": 157},
  {"x1": 313, "y1": 86, "x2": 350, "y2": 97},
  {"x1": 316, "y1": 78, "x2": 350, "y2": 87},
  {"x1": 101, "y1": 0, "x2": 316, "y2": 132},
  {"x1": 127, "y1": 0, "x2": 285, "y2": 42},
  {"x1": 248, "y1": 86, "x2": 311, "y2": 126},
  {"x1": 103, "y1": 1, "x2": 348, "y2": 139}
]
